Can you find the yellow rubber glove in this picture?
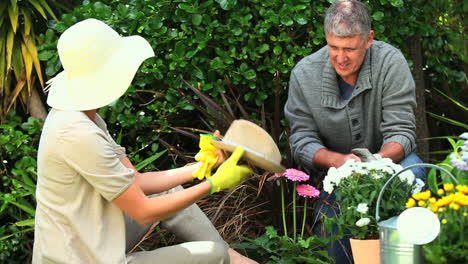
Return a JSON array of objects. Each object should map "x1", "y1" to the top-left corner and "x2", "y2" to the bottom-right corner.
[
  {"x1": 192, "y1": 134, "x2": 219, "y2": 180},
  {"x1": 207, "y1": 147, "x2": 252, "y2": 194}
]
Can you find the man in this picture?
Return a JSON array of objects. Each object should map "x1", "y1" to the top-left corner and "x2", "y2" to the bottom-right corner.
[
  {"x1": 33, "y1": 18, "x2": 257, "y2": 264},
  {"x1": 285, "y1": 0, "x2": 424, "y2": 179},
  {"x1": 284, "y1": 0, "x2": 424, "y2": 262}
]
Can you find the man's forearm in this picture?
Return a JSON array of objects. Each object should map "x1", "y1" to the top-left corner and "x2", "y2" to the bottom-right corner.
[{"x1": 377, "y1": 142, "x2": 405, "y2": 163}]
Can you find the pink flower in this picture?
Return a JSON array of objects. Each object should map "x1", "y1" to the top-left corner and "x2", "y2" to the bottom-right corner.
[
  {"x1": 284, "y1": 168, "x2": 310, "y2": 182},
  {"x1": 296, "y1": 184, "x2": 320, "y2": 198},
  {"x1": 267, "y1": 172, "x2": 285, "y2": 181}
]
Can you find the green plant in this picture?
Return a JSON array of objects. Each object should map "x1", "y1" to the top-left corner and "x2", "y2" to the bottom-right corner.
[
  {"x1": 0, "y1": 110, "x2": 42, "y2": 263},
  {"x1": 406, "y1": 144, "x2": 468, "y2": 264},
  {"x1": 232, "y1": 169, "x2": 334, "y2": 263},
  {"x1": 323, "y1": 158, "x2": 424, "y2": 239},
  {"x1": 0, "y1": 0, "x2": 69, "y2": 120},
  {"x1": 427, "y1": 132, "x2": 468, "y2": 188},
  {"x1": 234, "y1": 225, "x2": 335, "y2": 264}
]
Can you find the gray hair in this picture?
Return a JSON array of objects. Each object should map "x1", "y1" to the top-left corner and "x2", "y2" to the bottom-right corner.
[{"x1": 324, "y1": 0, "x2": 371, "y2": 39}]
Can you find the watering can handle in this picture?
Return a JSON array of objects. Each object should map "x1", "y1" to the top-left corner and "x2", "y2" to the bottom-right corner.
[{"x1": 375, "y1": 163, "x2": 458, "y2": 222}]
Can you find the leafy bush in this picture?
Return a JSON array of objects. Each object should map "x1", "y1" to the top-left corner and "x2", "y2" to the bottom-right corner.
[
  {"x1": 1, "y1": 0, "x2": 466, "y2": 261},
  {"x1": 0, "y1": 110, "x2": 42, "y2": 263}
]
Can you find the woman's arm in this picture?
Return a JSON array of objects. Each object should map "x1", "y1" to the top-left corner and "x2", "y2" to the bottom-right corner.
[
  {"x1": 120, "y1": 156, "x2": 202, "y2": 195},
  {"x1": 113, "y1": 180, "x2": 211, "y2": 225}
]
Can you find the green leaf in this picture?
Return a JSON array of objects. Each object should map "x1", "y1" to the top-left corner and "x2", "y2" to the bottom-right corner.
[
  {"x1": 273, "y1": 46, "x2": 283, "y2": 55},
  {"x1": 134, "y1": 149, "x2": 168, "y2": 171},
  {"x1": 389, "y1": 0, "x2": 404, "y2": 7},
  {"x1": 280, "y1": 16, "x2": 294, "y2": 26},
  {"x1": 16, "y1": 218, "x2": 35, "y2": 227},
  {"x1": 232, "y1": 28, "x2": 242, "y2": 36},
  {"x1": 192, "y1": 65, "x2": 204, "y2": 80},
  {"x1": 209, "y1": 57, "x2": 225, "y2": 69},
  {"x1": 0, "y1": 197, "x2": 35, "y2": 216},
  {"x1": 372, "y1": 11, "x2": 384, "y2": 21},
  {"x1": 216, "y1": 0, "x2": 237, "y2": 10},
  {"x1": 178, "y1": 3, "x2": 197, "y2": 13},
  {"x1": 38, "y1": 50, "x2": 54, "y2": 61},
  {"x1": 243, "y1": 69, "x2": 256, "y2": 80},
  {"x1": 148, "y1": 16, "x2": 163, "y2": 29},
  {"x1": 28, "y1": 0, "x2": 47, "y2": 20},
  {"x1": 427, "y1": 112, "x2": 468, "y2": 129},
  {"x1": 427, "y1": 169, "x2": 438, "y2": 194},
  {"x1": 174, "y1": 41, "x2": 186, "y2": 58},
  {"x1": 192, "y1": 14, "x2": 202, "y2": 25},
  {"x1": 294, "y1": 14, "x2": 308, "y2": 25},
  {"x1": 93, "y1": 2, "x2": 112, "y2": 19},
  {"x1": 257, "y1": 44, "x2": 269, "y2": 53}
]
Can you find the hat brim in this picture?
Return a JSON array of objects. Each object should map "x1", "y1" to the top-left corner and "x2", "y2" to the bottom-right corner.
[
  {"x1": 47, "y1": 35, "x2": 154, "y2": 111},
  {"x1": 212, "y1": 139, "x2": 286, "y2": 173}
]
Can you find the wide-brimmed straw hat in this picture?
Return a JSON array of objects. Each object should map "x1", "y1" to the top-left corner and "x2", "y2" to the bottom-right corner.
[
  {"x1": 46, "y1": 18, "x2": 155, "y2": 111},
  {"x1": 212, "y1": 120, "x2": 286, "y2": 173}
]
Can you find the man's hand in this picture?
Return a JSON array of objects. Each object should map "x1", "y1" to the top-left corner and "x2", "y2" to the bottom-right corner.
[
  {"x1": 351, "y1": 148, "x2": 377, "y2": 162},
  {"x1": 207, "y1": 147, "x2": 252, "y2": 194},
  {"x1": 313, "y1": 148, "x2": 361, "y2": 169}
]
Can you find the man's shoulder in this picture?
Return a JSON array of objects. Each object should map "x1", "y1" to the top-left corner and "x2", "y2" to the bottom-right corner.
[
  {"x1": 292, "y1": 46, "x2": 329, "y2": 73},
  {"x1": 371, "y1": 40, "x2": 404, "y2": 57}
]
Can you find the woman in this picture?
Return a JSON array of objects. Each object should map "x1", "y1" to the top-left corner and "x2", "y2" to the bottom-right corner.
[{"x1": 33, "y1": 18, "x2": 256, "y2": 264}]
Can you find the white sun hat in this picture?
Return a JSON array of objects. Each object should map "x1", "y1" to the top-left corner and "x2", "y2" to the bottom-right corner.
[
  {"x1": 212, "y1": 120, "x2": 286, "y2": 173},
  {"x1": 46, "y1": 18, "x2": 155, "y2": 111}
]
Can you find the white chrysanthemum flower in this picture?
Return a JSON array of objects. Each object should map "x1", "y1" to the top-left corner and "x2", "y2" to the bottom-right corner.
[
  {"x1": 412, "y1": 178, "x2": 425, "y2": 194},
  {"x1": 393, "y1": 163, "x2": 404, "y2": 172},
  {"x1": 325, "y1": 167, "x2": 338, "y2": 181},
  {"x1": 323, "y1": 179, "x2": 334, "y2": 194},
  {"x1": 398, "y1": 170, "x2": 415, "y2": 185},
  {"x1": 353, "y1": 167, "x2": 369, "y2": 175},
  {"x1": 356, "y1": 217, "x2": 371, "y2": 227},
  {"x1": 357, "y1": 203, "x2": 369, "y2": 214}
]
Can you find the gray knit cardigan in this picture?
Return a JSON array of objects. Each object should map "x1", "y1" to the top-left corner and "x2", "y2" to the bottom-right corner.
[{"x1": 284, "y1": 40, "x2": 417, "y2": 171}]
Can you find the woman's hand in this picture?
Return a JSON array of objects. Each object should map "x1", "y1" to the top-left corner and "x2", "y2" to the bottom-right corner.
[{"x1": 192, "y1": 130, "x2": 225, "y2": 180}]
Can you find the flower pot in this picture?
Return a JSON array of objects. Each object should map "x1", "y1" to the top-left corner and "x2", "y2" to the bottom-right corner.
[{"x1": 349, "y1": 238, "x2": 380, "y2": 264}]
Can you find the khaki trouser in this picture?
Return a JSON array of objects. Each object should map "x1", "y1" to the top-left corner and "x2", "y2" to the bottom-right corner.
[{"x1": 125, "y1": 186, "x2": 230, "y2": 264}]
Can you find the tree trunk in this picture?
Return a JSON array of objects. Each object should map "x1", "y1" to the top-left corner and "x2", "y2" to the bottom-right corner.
[
  {"x1": 28, "y1": 86, "x2": 48, "y2": 120},
  {"x1": 408, "y1": 34, "x2": 429, "y2": 161}
]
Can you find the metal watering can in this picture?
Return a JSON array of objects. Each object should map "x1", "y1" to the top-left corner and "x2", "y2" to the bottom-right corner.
[{"x1": 375, "y1": 163, "x2": 458, "y2": 264}]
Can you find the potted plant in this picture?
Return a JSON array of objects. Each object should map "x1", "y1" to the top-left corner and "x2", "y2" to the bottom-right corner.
[
  {"x1": 406, "y1": 132, "x2": 468, "y2": 263},
  {"x1": 323, "y1": 158, "x2": 425, "y2": 263}
]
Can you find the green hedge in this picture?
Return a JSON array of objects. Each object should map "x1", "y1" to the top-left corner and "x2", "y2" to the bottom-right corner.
[{"x1": 1, "y1": 0, "x2": 466, "y2": 261}]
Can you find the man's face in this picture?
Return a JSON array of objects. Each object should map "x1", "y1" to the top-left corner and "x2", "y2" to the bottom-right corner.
[{"x1": 326, "y1": 31, "x2": 374, "y2": 85}]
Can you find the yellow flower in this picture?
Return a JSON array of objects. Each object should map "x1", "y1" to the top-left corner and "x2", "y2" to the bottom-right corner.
[
  {"x1": 437, "y1": 189, "x2": 444, "y2": 195},
  {"x1": 449, "y1": 202, "x2": 460, "y2": 210},
  {"x1": 436, "y1": 194, "x2": 455, "y2": 207},
  {"x1": 405, "y1": 198, "x2": 416, "y2": 208},
  {"x1": 431, "y1": 204, "x2": 439, "y2": 213},
  {"x1": 456, "y1": 185, "x2": 468, "y2": 194},
  {"x1": 441, "y1": 219, "x2": 447, "y2": 224},
  {"x1": 429, "y1": 197, "x2": 437, "y2": 204},
  {"x1": 418, "y1": 201, "x2": 426, "y2": 207},
  {"x1": 443, "y1": 183, "x2": 454, "y2": 192},
  {"x1": 412, "y1": 190, "x2": 431, "y2": 201},
  {"x1": 454, "y1": 192, "x2": 468, "y2": 206}
]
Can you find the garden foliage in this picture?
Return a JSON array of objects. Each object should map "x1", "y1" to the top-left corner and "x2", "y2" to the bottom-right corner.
[
  {"x1": 0, "y1": 111, "x2": 42, "y2": 263},
  {"x1": 0, "y1": 0, "x2": 467, "y2": 262}
]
